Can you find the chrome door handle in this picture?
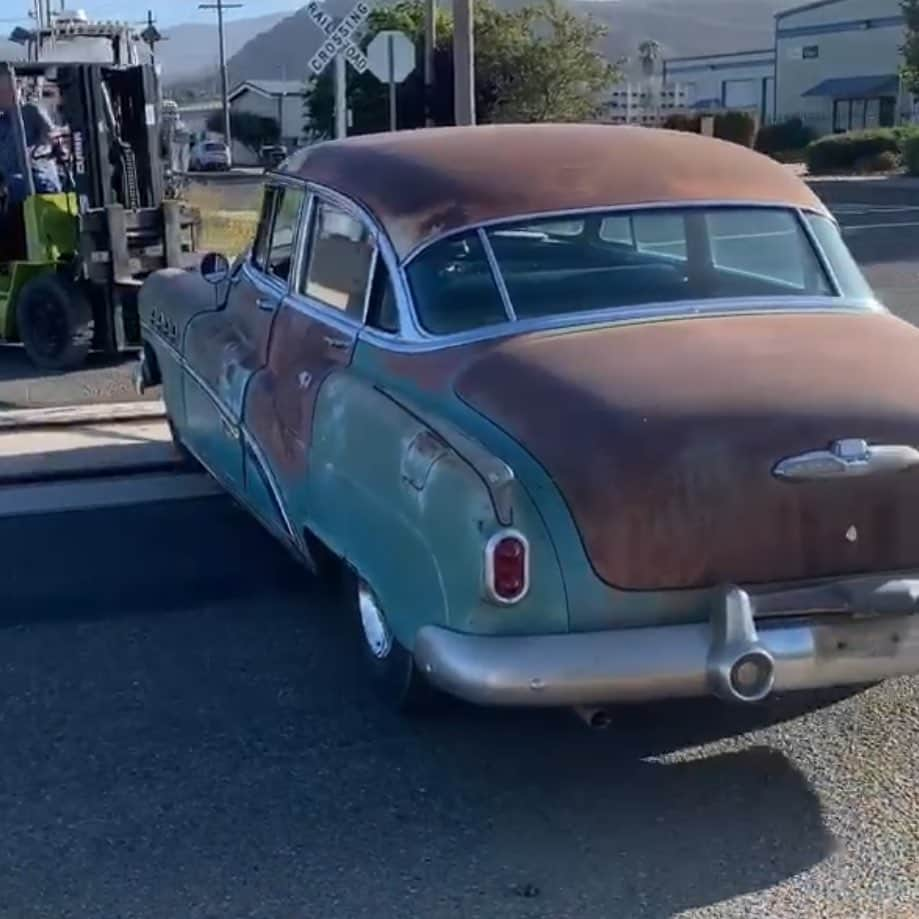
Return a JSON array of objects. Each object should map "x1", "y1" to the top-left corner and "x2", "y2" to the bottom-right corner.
[
  {"x1": 256, "y1": 296, "x2": 276, "y2": 311},
  {"x1": 323, "y1": 335, "x2": 349, "y2": 351}
]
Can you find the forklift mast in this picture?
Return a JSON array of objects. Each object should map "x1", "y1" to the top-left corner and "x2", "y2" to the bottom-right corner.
[{"x1": 56, "y1": 64, "x2": 164, "y2": 213}]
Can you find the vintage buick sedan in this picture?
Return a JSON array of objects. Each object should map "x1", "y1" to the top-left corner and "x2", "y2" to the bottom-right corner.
[{"x1": 137, "y1": 123, "x2": 919, "y2": 716}]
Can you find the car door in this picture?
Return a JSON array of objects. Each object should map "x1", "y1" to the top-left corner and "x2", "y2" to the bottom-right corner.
[
  {"x1": 244, "y1": 194, "x2": 378, "y2": 530},
  {"x1": 183, "y1": 182, "x2": 305, "y2": 495}
]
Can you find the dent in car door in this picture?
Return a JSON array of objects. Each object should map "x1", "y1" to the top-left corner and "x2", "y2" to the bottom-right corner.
[{"x1": 245, "y1": 197, "x2": 376, "y2": 531}]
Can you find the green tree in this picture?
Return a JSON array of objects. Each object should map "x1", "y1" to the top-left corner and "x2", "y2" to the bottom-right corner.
[
  {"x1": 304, "y1": 0, "x2": 619, "y2": 138},
  {"x1": 206, "y1": 111, "x2": 281, "y2": 152},
  {"x1": 903, "y1": 0, "x2": 919, "y2": 95}
]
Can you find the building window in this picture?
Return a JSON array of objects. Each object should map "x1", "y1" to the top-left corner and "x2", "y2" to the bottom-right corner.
[
  {"x1": 802, "y1": 45, "x2": 819, "y2": 59},
  {"x1": 834, "y1": 96, "x2": 896, "y2": 132}
]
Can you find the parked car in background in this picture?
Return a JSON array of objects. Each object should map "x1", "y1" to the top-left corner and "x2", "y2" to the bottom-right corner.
[
  {"x1": 136, "y1": 123, "x2": 919, "y2": 719},
  {"x1": 260, "y1": 143, "x2": 288, "y2": 171},
  {"x1": 190, "y1": 139, "x2": 230, "y2": 171}
]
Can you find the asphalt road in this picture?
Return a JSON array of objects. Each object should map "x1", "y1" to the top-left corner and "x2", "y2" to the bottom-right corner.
[
  {"x1": 1, "y1": 191, "x2": 917, "y2": 411},
  {"x1": 0, "y1": 491, "x2": 917, "y2": 918}
]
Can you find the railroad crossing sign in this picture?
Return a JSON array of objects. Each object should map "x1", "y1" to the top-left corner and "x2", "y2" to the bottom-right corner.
[
  {"x1": 366, "y1": 29, "x2": 415, "y2": 85},
  {"x1": 305, "y1": 0, "x2": 371, "y2": 77}
]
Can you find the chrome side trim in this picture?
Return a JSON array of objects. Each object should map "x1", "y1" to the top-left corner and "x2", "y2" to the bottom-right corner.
[
  {"x1": 773, "y1": 440, "x2": 919, "y2": 482},
  {"x1": 795, "y1": 207, "x2": 842, "y2": 297},
  {"x1": 414, "y1": 583, "x2": 919, "y2": 707},
  {"x1": 240, "y1": 425, "x2": 306, "y2": 556}
]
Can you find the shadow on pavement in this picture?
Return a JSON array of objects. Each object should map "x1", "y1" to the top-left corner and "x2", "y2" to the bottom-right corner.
[{"x1": 0, "y1": 497, "x2": 835, "y2": 918}]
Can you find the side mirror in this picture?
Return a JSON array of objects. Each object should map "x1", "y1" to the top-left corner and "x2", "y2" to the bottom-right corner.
[{"x1": 200, "y1": 251, "x2": 230, "y2": 285}]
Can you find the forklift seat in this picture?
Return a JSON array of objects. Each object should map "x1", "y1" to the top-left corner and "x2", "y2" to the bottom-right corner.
[{"x1": 0, "y1": 202, "x2": 27, "y2": 264}]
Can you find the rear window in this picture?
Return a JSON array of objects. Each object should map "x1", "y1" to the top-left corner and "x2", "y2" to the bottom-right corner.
[
  {"x1": 204, "y1": 142, "x2": 225, "y2": 151},
  {"x1": 406, "y1": 206, "x2": 861, "y2": 335}
]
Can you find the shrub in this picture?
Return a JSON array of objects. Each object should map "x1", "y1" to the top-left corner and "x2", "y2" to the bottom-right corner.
[
  {"x1": 662, "y1": 113, "x2": 700, "y2": 133},
  {"x1": 854, "y1": 150, "x2": 901, "y2": 173},
  {"x1": 755, "y1": 117, "x2": 817, "y2": 157},
  {"x1": 904, "y1": 134, "x2": 919, "y2": 176},
  {"x1": 805, "y1": 128, "x2": 901, "y2": 174},
  {"x1": 713, "y1": 110, "x2": 757, "y2": 147}
]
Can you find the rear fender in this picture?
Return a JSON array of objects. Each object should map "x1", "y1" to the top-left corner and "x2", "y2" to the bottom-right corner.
[{"x1": 301, "y1": 373, "x2": 568, "y2": 649}]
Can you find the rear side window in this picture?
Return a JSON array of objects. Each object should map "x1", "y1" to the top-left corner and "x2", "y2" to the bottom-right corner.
[
  {"x1": 706, "y1": 209, "x2": 831, "y2": 293},
  {"x1": 300, "y1": 201, "x2": 375, "y2": 317},
  {"x1": 407, "y1": 232, "x2": 508, "y2": 335}
]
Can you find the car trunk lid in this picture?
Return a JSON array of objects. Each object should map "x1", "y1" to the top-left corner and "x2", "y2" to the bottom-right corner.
[{"x1": 454, "y1": 310, "x2": 919, "y2": 593}]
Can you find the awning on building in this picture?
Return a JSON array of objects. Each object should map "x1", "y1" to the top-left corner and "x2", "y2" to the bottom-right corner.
[{"x1": 803, "y1": 74, "x2": 899, "y2": 99}]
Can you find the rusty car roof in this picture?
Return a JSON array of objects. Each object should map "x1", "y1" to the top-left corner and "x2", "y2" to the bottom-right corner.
[{"x1": 282, "y1": 123, "x2": 829, "y2": 261}]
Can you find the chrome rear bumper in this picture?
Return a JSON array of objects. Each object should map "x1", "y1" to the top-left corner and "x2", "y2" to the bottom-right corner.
[{"x1": 413, "y1": 585, "x2": 919, "y2": 707}]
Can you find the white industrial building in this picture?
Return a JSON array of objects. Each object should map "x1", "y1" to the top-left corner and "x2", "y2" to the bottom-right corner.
[
  {"x1": 662, "y1": 0, "x2": 912, "y2": 135},
  {"x1": 607, "y1": 82, "x2": 691, "y2": 125},
  {"x1": 775, "y1": 0, "x2": 906, "y2": 135},
  {"x1": 663, "y1": 50, "x2": 776, "y2": 123}
]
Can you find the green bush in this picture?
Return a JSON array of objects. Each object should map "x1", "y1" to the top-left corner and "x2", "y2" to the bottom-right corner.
[
  {"x1": 805, "y1": 128, "x2": 902, "y2": 174},
  {"x1": 662, "y1": 113, "x2": 701, "y2": 133},
  {"x1": 713, "y1": 110, "x2": 757, "y2": 147},
  {"x1": 903, "y1": 135, "x2": 919, "y2": 175},
  {"x1": 755, "y1": 117, "x2": 817, "y2": 157},
  {"x1": 854, "y1": 150, "x2": 901, "y2": 173}
]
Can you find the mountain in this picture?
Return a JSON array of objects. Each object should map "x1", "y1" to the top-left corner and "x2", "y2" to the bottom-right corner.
[
  {"x1": 157, "y1": 12, "x2": 291, "y2": 83},
  {"x1": 165, "y1": 0, "x2": 789, "y2": 92}
]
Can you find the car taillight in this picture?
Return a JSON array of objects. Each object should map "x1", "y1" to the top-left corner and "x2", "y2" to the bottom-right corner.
[{"x1": 485, "y1": 531, "x2": 529, "y2": 604}]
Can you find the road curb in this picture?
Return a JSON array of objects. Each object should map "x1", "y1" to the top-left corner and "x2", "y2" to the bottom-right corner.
[{"x1": 0, "y1": 400, "x2": 166, "y2": 430}]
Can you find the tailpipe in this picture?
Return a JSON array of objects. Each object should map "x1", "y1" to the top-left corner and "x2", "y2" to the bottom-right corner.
[{"x1": 707, "y1": 586, "x2": 776, "y2": 703}]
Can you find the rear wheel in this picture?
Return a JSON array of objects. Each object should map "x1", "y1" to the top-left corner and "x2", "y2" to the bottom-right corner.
[
  {"x1": 16, "y1": 274, "x2": 94, "y2": 371},
  {"x1": 349, "y1": 572, "x2": 439, "y2": 713}
]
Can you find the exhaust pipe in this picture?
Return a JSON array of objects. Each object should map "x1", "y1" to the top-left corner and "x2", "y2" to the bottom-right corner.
[{"x1": 573, "y1": 706, "x2": 612, "y2": 729}]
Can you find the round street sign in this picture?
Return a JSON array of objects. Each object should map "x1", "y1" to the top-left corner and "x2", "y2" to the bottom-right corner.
[{"x1": 366, "y1": 29, "x2": 415, "y2": 84}]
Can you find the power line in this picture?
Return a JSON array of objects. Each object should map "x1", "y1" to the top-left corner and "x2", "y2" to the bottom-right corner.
[{"x1": 199, "y1": 0, "x2": 242, "y2": 161}]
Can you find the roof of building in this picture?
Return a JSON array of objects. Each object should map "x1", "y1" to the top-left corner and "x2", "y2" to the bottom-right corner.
[
  {"x1": 803, "y1": 74, "x2": 899, "y2": 98},
  {"x1": 282, "y1": 123, "x2": 827, "y2": 261},
  {"x1": 775, "y1": 0, "x2": 849, "y2": 20},
  {"x1": 664, "y1": 49, "x2": 775, "y2": 64},
  {"x1": 229, "y1": 79, "x2": 303, "y2": 101}
]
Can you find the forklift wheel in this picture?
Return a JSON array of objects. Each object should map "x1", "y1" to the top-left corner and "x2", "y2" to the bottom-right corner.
[{"x1": 16, "y1": 275, "x2": 95, "y2": 372}]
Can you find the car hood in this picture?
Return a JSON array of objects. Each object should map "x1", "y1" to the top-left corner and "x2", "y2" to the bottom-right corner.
[{"x1": 454, "y1": 310, "x2": 919, "y2": 591}]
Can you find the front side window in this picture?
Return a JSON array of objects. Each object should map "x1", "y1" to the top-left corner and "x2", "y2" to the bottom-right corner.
[
  {"x1": 406, "y1": 206, "x2": 866, "y2": 335},
  {"x1": 300, "y1": 201, "x2": 375, "y2": 317},
  {"x1": 266, "y1": 186, "x2": 304, "y2": 282},
  {"x1": 250, "y1": 189, "x2": 276, "y2": 271}
]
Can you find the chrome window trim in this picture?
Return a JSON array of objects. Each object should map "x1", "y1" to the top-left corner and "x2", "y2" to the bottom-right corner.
[
  {"x1": 478, "y1": 227, "x2": 516, "y2": 321},
  {"x1": 794, "y1": 207, "x2": 842, "y2": 297},
  {"x1": 353, "y1": 295, "x2": 885, "y2": 355},
  {"x1": 361, "y1": 247, "x2": 380, "y2": 325},
  {"x1": 402, "y1": 200, "x2": 832, "y2": 265}
]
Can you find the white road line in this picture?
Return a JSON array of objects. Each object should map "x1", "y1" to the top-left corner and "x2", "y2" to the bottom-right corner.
[
  {"x1": 0, "y1": 471, "x2": 222, "y2": 518},
  {"x1": 842, "y1": 221, "x2": 919, "y2": 232}
]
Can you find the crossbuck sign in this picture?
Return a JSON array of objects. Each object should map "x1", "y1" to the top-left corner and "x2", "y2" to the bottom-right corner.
[{"x1": 306, "y1": 0, "x2": 371, "y2": 76}]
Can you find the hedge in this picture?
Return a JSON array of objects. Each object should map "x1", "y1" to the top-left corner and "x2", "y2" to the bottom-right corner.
[
  {"x1": 755, "y1": 117, "x2": 817, "y2": 157},
  {"x1": 662, "y1": 110, "x2": 757, "y2": 147},
  {"x1": 905, "y1": 134, "x2": 919, "y2": 176},
  {"x1": 805, "y1": 127, "x2": 919, "y2": 174}
]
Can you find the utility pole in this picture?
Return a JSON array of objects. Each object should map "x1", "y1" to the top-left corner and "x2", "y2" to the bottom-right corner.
[
  {"x1": 452, "y1": 0, "x2": 474, "y2": 125},
  {"x1": 423, "y1": 0, "x2": 436, "y2": 125},
  {"x1": 334, "y1": 54, "x2": 346, "y2": 139},
  {"x1": 199, "y1": 0, "x2": 242, "y2": 156}
]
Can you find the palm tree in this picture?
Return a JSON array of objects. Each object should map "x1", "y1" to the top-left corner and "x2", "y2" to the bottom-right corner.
[
  {"x1": 637, "y1": 40, "x2": 663, "y2": 121},
  {"x1": 638, "y1": 39, "x2": 662, "y2": 80}
]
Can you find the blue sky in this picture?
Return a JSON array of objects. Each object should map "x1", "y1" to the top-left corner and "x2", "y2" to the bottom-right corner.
[{"x1": 2, "y1": 0, "x2": 305, "y2": 29}]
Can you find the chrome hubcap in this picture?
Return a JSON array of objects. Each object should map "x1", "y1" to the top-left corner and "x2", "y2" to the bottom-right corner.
[{"x1": 358, "y1": 581, "x2": 392, "y2": 660}]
